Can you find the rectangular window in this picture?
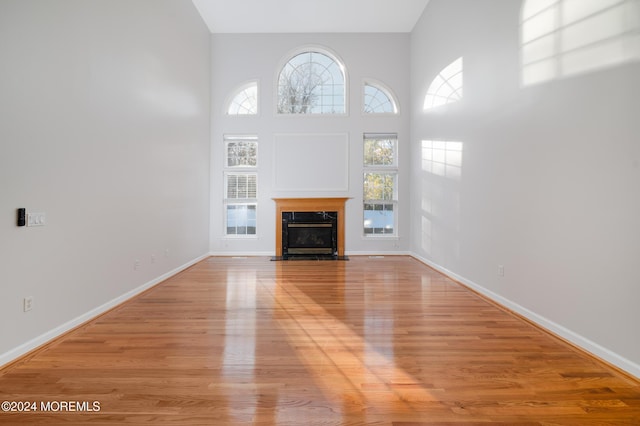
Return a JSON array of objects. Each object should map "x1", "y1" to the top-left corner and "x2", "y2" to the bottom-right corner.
[
  {"x1": 226, "y1": 139, "x2": 257, "y2": 167},
  {"x1": 364, "y1": 135, "x2": 397, "y2": 166},
  {"x1": 224, "y1": 135, "x2": 257, "y2": 237},
  {"x1": 363, "y1": 134, "x2": 398, "y2": 236},
  {"x1": 225, "y1": 173, "x2": 257, "y2": 199},
  {"x1": 226, "y1": 204, "x2": 256, "y2": 235}
]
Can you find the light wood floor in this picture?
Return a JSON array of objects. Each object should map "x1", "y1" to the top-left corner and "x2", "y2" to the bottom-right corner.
[{"x1": 1, "y1": 256, "x2": 639, "y2": 424}]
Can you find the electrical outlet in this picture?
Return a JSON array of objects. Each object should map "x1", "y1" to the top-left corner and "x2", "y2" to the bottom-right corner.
[
  {"x1": 151, "y1": 254, "x2": 156, "y2": 264},
  {"x1": 498, "y1": 265, "x2": 505, "y2": 277},
  {"x1": 23, "y1": 296, "x2": 33, "y2": 312},
  {"x1": 134, "y1": 259, "x2": 140, "y2": 270}
]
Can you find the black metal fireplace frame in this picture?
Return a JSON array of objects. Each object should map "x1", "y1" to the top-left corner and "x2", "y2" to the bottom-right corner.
[{"x1": 281, "y1": 211, "x2": 338, "y2": 259}]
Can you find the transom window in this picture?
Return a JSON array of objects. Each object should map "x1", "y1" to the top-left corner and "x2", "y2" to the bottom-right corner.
[
  {"x1": 277, "y1": 50, "x2": 346, "y2": 114},
  {"x1": 363, "y1": 81, "x2": 398, "y2": 114},
  {"x1": 363, "y1": 134, "x2": 398, "y2": 236},
  {"x1": 227, "y1": 82, "x2": 258, "y2": 115},
  {"x1": 223, "y1": 135, "x2": 258, "y2": 236}
]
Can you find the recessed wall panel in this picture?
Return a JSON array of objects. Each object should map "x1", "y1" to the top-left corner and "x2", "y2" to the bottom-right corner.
[{"x1": 274, "y1": 133, "x2": 349, "y2": 192}]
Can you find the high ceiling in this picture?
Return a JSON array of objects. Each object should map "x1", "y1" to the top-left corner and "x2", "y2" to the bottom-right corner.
[{"x1": 191, "y1": 0, "x2": 431, "y2": 34}]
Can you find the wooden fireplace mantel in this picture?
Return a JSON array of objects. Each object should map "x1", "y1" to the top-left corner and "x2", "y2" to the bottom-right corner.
[{"x1": 273, "y1": 197, "x2": 349, "y2": 257}]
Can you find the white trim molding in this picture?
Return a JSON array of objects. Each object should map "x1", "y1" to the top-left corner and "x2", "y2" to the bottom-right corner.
[
  {"x1": 412, "y1": 254, "x2": 640, "y2": 380},
  {"x1": 0, "y1": 254, "x2": 210, "y2": 369}
]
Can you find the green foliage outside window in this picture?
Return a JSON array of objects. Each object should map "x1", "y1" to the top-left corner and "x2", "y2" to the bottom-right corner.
[
  {"x1": 364, "y1": 137, "x2": 395, "y2": 166},
  {"x1": 364, "y1": 173, "x2": 395, "y2": 201}
]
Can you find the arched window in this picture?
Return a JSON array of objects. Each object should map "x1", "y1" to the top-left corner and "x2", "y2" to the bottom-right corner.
[
  {"x1": 521, "y1": 0, "x2": 640, "y2": 86},
  {"x1": 277, "y1": 49, "x2": 346, "y2": 114},
  {"x1": 226, "y1": 81, "x2": 258, "y2": 115},
  {"x1": 363, "y1": 80, "x2": 398, "y2": 114},
  {"x1": 423, "y1": 57, "x2": 463, "y2": 111}
]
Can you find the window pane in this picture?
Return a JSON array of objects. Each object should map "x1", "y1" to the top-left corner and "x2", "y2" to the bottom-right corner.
[
  {"x1": 364, "y1": 135, "x2": 396, "y2": 166},
  {"x1": 226, "y1": 204, "x2": 256, "y2": 235},
  {"x1": 364, "y1": 173, "x2": 396, "y2": 201},
  {"x1": 364, "y1": 203, "x2": 394, "y2": 234},
  {"x1": 364, "y1": 83, "x2": 397, "y2": 114},
  {"x1": 226, "y1": 140, "x2": 257, "y2": 167},
  {"x1": 226, "y1": 174, "x2": 257, "y2": 199},
  {"x1": 227, "y1": 83, "x2": 258, "y2": 115},
  {"x1": 363, "y1": 132, "x2": 397, "y2": 236},
  {"x1": 277, "y1": 51, "x2": 345, "y2": 114}
]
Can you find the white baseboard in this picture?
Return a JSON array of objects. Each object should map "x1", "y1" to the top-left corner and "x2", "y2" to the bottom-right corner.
[
  {"x1": 0, "y1": 253, "x2": 210, "y2": 369},
  {"x1": 345, "y1": 250, "x2": 412, "y2": 256},
  {"x1": 411, "y1": 254, "x2": 640, "y2": 380},
  {"x1": 207, "y1": 251, "x2": 414, "y2": 257},
  {"x1": 4, "y1": 251, "x2": 638, "y2": 380},
  {"x1": 208, "y1": 251, "x2": 273, "y2": 257}
]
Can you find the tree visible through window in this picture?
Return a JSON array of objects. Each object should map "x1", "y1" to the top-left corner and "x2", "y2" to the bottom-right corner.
[
  {"x1": 277, "y1": 51, "x2": 345, "y2": 114},
  {"x1": 224, "y1": 135, "x2": 258, "y2": 236},
  {"x1": 226, "y1": 139, "x2": 257, "y2": 168},
  {"x1": 363, "y1": 82, "x2": 398, "y2": 114},
  {"x1": 363, "y1": 134, "x2": 398, "y2": 236}
]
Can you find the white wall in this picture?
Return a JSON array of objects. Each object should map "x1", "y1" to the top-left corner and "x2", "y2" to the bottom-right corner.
[
  {"x1": 2, "y1": 0, "x2": 637, "y2": 380},
  {"x1": 0, "y1": 0, "x2": 211, "y2": 364},
  {"x1": 209, "y1": 33, "x2": 411, "y2": 255},
  {"x1": 410, "y1": 0, "x2": 640, "y2": 376}
]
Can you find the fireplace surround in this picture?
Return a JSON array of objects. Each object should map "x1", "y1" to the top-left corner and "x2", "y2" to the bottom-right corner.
[{"x1": 273, "y1": 198, "x2": 349, "y2": 259}]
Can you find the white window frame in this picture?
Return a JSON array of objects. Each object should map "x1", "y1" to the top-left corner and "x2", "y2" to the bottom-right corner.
[
  {"x1": 225, "y1": 81, "x2": 259, "y2": 116},
  {"x1": 223, "y1": 135, "x2": 258, "y2": 238},
  {"x1": 225, "y1": 137, "x2": 258, "y2": 168},
  {"x1": 363, "y1": 79, "x2": 399, "y2": 115},
  {"x1": 275, "y1": 46, "x2": 348, "y2": 116},
  {"x1": 363, "y1": 133, "x2": 399, "y2": 237},
  {"x1": 224, "y1": 201, "x2": 257, "y2": 237}
]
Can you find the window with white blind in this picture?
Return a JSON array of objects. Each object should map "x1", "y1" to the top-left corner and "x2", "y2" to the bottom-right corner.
[
  {"x1": 224, "y1": 135, "x2": 258, "y2": 236},
  {"x1": 363, "y1": 133, "x2": 398, "y2": 236},
  {"x1": 225, "y1": 173, "x2": 257, "y2": 199}
]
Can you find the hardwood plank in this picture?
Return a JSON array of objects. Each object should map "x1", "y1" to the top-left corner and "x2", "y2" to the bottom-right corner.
[{"x1": 0, "y1": 256, "x2": 638, "y2": 424}]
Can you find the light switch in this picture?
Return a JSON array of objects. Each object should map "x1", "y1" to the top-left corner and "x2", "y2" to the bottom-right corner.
[{"x1": 27, "y1": 212, "x2": 46, "y2": 227}]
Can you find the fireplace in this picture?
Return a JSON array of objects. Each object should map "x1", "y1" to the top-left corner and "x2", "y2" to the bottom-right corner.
[
  {"x1": 273, "y1": 198, "x2": 349, "y2": 259},
  {"x1": 282, "y1": 211, "x2": 337, "y2": 258}
]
